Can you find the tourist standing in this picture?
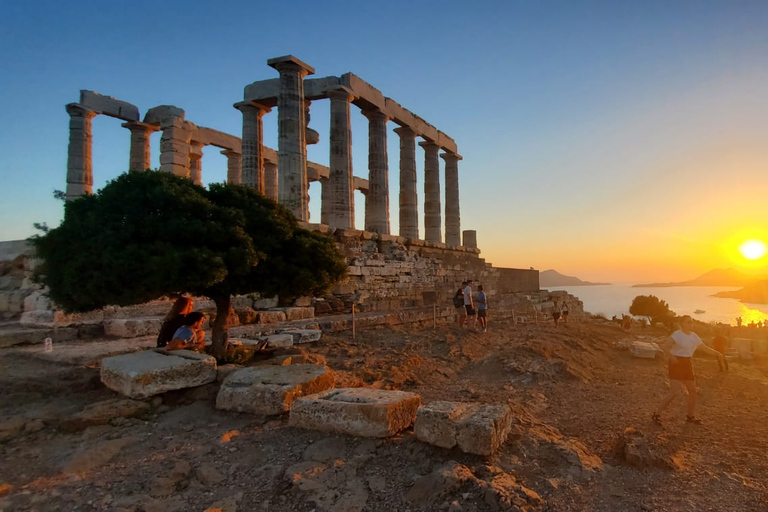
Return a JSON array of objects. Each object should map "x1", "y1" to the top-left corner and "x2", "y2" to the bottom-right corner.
[
  {"x1": 157, "y1": 297, "x2": 194, "y2": 348},
  {"x1": 712, "y1": 325, "x2": 729, "y2": 372},
  {"x1": 552, "y1": 301, "x2": 561, "y2": 328},
  {"x1": 463, "y1": 281, "x2": 476, "y2": 330},
  {"x1": 168, "y1": 312, "x2": 207, "y2": 351},
  {"x1": 476, "y1": 285, "x2": 488, "y2": 333},
  {"x1": 653, "y1": 315, "x2": 726, "y2": 424},
  {"x1": 454, "y1": 282, "x2": 467, "y2": 327},
  {"x1": 561, "y1": 301, "x2": 569, "y2": 324}
]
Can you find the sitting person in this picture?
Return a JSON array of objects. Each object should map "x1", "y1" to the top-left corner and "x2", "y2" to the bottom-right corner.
[
  {"x1": 167, "y1": 312, "x2": 206, "y2": 351},
  {"x1": 156, "y1": 297, "x2": 193, "y2": 348}
]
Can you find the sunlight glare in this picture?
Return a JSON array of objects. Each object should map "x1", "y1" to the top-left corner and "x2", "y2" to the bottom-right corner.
[{"x1": 738, "y1": 239, "x2": 767, "y2": 261}]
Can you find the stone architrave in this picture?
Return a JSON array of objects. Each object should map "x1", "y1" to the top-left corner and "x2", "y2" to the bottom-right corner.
[
  {"x1": 65, "y1": 104, "x2": 97, "y2": 200},
  {"x1": 414, "y1": 401, "x2": 514, "y2": 455},
  {"x1": 100, "y1": 350, "x2": 217, "y2": 399},
  {"x1": 123, "y1": 121, "x2": 156, "y2": 172},
  {"x1": 215, "y1": 364, "x2": 335, "y2": 415},
  {"x1": 264, "y1": 161, "x2": 278, "y2": 200},
  {"x1": 441, "y1": 152, "x2": 462, "y2": 246},
  {"x1": 268, "y1": 55, "x2": 315, "y2": 221},
  {"x1": 420, "y1": 141, "x2": 442, "y2": 242},
  {"x1": 323, "y1": 87, "x2": 355, "y2": 229},
  {"x1": 221, "y1": 149, "x2": 242, "y2": 184},
  {"x1": 189, "y1": 142, "x2": 203, "y2": 186},
  {"x1": 362, "y1": 109, "x2": 390, "y2": 234},
  {"x1": 289, "y1": 388, "x2": 421, "y2": 438},
  {"x1": 236, "y1": 101, "x2": 271, "y2": 192},
  {"x1": 395, "y1": 126, "x2": 418, "y2": 239}
]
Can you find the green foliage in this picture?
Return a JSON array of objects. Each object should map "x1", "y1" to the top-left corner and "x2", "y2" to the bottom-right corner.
[
  {"x1": 32, "y1": 171, "x2": 347, "y2": 314},
  {"x1": 629, "y1": 295, "x2": 675, "y2": 326}
]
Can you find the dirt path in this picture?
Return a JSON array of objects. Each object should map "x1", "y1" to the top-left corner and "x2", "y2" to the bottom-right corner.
[{"x1": 0, "y1": 318, "x2": 766, "y2": 511}]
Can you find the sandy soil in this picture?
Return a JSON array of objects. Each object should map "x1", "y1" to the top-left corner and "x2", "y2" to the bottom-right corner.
[{"x1": 0, "y1": 317, "x2": 767, "y2": 512}]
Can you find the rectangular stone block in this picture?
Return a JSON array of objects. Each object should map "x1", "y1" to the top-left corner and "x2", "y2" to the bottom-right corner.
[
  {"x1": 414, "y1": 401, "x2": 513, "y2": 455},
  {"x1": 283, "y1": 307, "x2": 315, "y2": 321},
  {"x1": 80, "y1": 90, "x2": 140, "y2": 121},
  {"x1": 289, "y1": 388, "x2": 420, "y2": 438},
  {"x1": 265, "y1": 333, "x2": 294, "y2": 348},
  {"x1": 101, "y1": 350, "x2": 217, "y2": 399},
  {"x1": 257, "y1": 310, "x2": 287, "y2": 324},
  {"x1": 283, "y1": 329, "x2": 322, "y2": 344},
  {"x1": 104, "y1": 318, "x2": 163, "y2": 338},
  {"x1": 630, "y1": 341, "x2": 660, "y2": 359},
  {"x1": 216, "y1": 364, "x2": 335, "y2": 415}
]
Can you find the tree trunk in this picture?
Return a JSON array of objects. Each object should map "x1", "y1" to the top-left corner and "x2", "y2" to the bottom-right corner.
[{"x1": 211, "y1": 294, "x2": 231, "y2": 360}]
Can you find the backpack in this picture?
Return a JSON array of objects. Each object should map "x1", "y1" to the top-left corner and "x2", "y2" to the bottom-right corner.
[{"x1": 453, "y1": 289, "x2": 464, "y2": 308}]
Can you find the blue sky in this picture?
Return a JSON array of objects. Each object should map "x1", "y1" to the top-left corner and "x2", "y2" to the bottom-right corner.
[{"x1": 2, "y1": 0, "x2": 767, "y2": 282}]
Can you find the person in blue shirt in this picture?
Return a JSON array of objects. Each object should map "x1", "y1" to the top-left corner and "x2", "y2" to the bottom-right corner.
[
  {"x1": 168, "y1": 312, "x2": 206, "y2": 351},
  {"x1": 476, "y1": 284, "x2": 488, "y2": 333}
]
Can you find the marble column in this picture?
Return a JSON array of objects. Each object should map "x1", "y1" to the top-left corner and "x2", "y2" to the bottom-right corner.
[
  {"x1": 65, "y1": 104, "x2": 96, "y2": 200},
  {"x1": 394, "y1": 126, "x2": 418, "y2": 239},
  {"x1": 189, "y1": 143, "x2": 203, "y2": 186},
  {"x1": 221, "y1": 149, "x2": 242, "y2": 184},
  {"x1": 264, "y1": 161, "x2": 278, "y2": 201},
  {"x1": 123, "y1": 121, "x2": 155, "y2": 172},
  {"x1": 441, "y1": 151, "x2": 462, "y2": 246},
  {"x1": 235, "y1": 101, "x2": 270, "y2": 193},
  {"x1": 362, "y1": 109, "x2": 390, "y2": 234},
  {"x1": 267, "y1": 55, "x2": 315, "y2": 221},
  {"x1": 420, "y1": 140, "x2": 441, "y2": 242},
  {"x1": 324, "y1": 87, "x2": 355, "y2": 229}
]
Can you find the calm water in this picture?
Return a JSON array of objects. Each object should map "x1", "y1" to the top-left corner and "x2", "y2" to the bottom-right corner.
[{"x1": 547, "y1": 284, "x2": 768, "y2": 326}]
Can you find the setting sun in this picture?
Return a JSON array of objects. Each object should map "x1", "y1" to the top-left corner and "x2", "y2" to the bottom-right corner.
[{"x1": 738, "y1": 239, "x2": 767, "y2": 260}]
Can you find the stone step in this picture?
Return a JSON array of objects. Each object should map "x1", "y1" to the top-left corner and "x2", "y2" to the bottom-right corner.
[
  {"x1": 0, "y1": 326, "x2": 79, "y2": 348},
  {"x1": 289, "y1": 388, "x2": 421, "y2": 438}
]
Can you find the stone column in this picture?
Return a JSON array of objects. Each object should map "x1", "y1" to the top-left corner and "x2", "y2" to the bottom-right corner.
[
  {"x1": 420, "y1": 140, "x2": 441, "y2": 242},
  {"x1": 159, "y1": 118, "x2": 192, "y2": 177},
  {"x1": 463, "y1": 230, "x2": 477, "y2": 249},
  {"x1": 65, "y1": 104, "x2": 96, "y2": 200},
  {"x1": 323, "y1": 87, "x2": 355, "y2": 229},
  {"x1": 441, "y1": 151, "x2": 462, "y2": 246},
  {"x1": 189, "y1": 143, "x2": 203, "y2": 186},
  {"x1": 362, "y1": 109, "x2": 390, "y2": 234},
  {"x1": 305, "y1": 99, "x2": 320, "y2": 145},
  {"x1": 221, "y1": 149, "x2": 242, "y2": 184},
  {"x1": 123, "y1": 121, "x2": 155, "y2": 172},
  {"x1": 395, "y1": 126, "x2": 418, "y2": 239},
  {"x1": 264, "y1": 161, "x2": 278, "y2": 201},
  {"x1": 267, "y1": 55, "x2": 315, "y2": 221},
  {"x1": 235, "y1": 101, "x2": 271, "y2": 193}
]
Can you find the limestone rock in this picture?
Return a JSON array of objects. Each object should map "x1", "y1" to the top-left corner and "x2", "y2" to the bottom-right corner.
[
  {"x1": 258, "y1": 310, "x2": 287, "y2": 324},
  {"x1": 613, "y1": 427, "x2": 681, "y2": 470},
  {"x1": 61, "y1": 436, "x2": 139, "y2": 476},
  {"x1": 289, "y1": 388, "x2": 420, "y2": 438},
  {"x1": 415, "y1": 401, "x2": 513, "y2": 455},
  {"x1": 284, "y1": 329, "x2": 322, "y2": 344},
  {"x1": 101, "y1": 350, "x2": 217, "y2": 399},
  {"x1": 60, "y1": 398, "x2": 151, "y2": 432},
  {"x1": 265, "y1": 333, "x2": 294, "y2": 348},
  {"x1": 104, "y1": 317, "x2": 163, "y2": 338},
  {"x1": 216, "y1": 364, "x2": 335, "y2": 415},
  {"x1": 630, "y1": 341, "x2": 661, "y2": 359}
]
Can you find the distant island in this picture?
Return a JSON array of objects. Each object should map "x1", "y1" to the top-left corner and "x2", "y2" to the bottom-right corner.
[
  {"x1": 712, "y1": 280, "x2": 768, "y2": 304},
  {"x1": 540, "y1": 269, "x2": 610, "y2": 287},
  {"x1": 633, "y1": 268, "x2": 767, "y2": 288}
]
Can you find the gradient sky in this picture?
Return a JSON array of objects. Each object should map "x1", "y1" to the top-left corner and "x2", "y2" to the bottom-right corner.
[{"x1": 2, "y1": 0, "x2": 767, "y2": 283}]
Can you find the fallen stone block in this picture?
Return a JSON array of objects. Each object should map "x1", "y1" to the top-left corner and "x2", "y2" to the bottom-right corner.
[
  {"x1": 282, "y1": 306, "x2": 315, "y2": 321},
  {"x1": 264, "y1": 333, "x2": 293, "y2": 348},
  {"x1": 289, "y1": 388, "x2": 420, "y2": 438},
  {"x1": 415, "y1": 401, "x2": 513, "y2": 455},
  {"x1": 257, "y1": 310, "x2": 287, "y2": 324},
  {"x1": 101, "y1": 350, "x2": 217, "y2": 399},
  {"x1": 630, "y1": 341, "x2": 660, "y2": 359},
  {"x1": 283, "y1": 329, "x2": 322, "y2": 344},
  {"x1": 104, "y1": 317, "x2": 163, "y2": 338},
  {"x1": 216, "y1": 364, "x2": 334, "y2": 415}
]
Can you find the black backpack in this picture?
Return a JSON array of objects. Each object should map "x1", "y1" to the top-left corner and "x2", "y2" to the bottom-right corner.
[{"x1": 453, "y1": 289, "x2": 464, "y2": 308}]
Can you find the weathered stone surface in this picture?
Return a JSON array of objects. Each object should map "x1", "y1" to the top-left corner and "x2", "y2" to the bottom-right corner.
[
  {"x1": 281, "y1": 306, "x2": 315, "y2": 321},
  {"x1": 289, "y1": 388, "x2": 420, "y2": 438},
  {"x1": 415, "y1": 401, "x2": 513, "y2": 455},
  {"x1": 258, "y1": 310, "x2": 287, "y2": 324},
  {"x1": 80, "y1": 90, "x2": 139, "y2": 121},
  {"x1": 284, "y1": 329, "x2": 322, "y2": 344},
  {"x1": 613, "y1": 427, "x2": 680, "y2": 470},
  {"x1": 0, "y1": 327, "x2": 78, "y2": 348},
  {"x1": 265, "y1": 333, "x2": 294, "y2": 348},
  {"x1": 104, "y1": 318, "x2": 163, "y2": 338},
  {"x1": 216, "y1": 364, "x2": 243, "y2": 383},
  {"x1": 60, "y1": 398, "x2": 151, "y2": 432},
  {"x1": 216, "y1": 364, "x2": 335, "y2": 415},
  {"x1": 630, "y1": 341, "x2": 660, "y2": 359},
  {"x1": 101, "y1": 350, "x2": 217, "y2": 399}
]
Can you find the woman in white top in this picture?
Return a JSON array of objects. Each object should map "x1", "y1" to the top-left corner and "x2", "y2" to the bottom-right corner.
[{"x1": 653, "y1": 315, "x2": 725, "y2": 424}]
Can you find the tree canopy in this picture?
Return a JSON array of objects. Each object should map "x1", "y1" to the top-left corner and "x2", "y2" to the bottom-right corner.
[
  {"x1": 32, "y1": 171, "x2": 348, "y2": 357},
  {"x1": 629, "y1": 295, "x2": 675, "y2": 326}
]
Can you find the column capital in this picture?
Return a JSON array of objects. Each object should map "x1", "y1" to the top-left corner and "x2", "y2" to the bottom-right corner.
[
  {"x1": 234, "y1": 101, "x2": 272, "y2": 115},
  {"x1": 418, "y1": 139, "x2": 440, "y2": 150},
  {"x1": 440, "y1": 151, "x2": 463, "y2": 162},
  {"x1": 393, "y1": 126, "x2": 416, "y2": 138},
  {"x1": 267, "y1": 55, "x2": 315, "y2": 76},
  {"x1": 66, "y1": 103, "x2": 96, "y2": 119},
  {"x1": 122, "y1": 120, "x2": 160, "y2": 133},
  {"x1": 325, "y1": 86, "x2": 355, "y2": 102},
  {"x1": 220, "y1": 148, "x2": 241, "y2": 157},
  {"x1": 189, "y1": 142, "x2": 204, "y2": 158},
  {"x1": 361, "y1": 109, "x2": 389, "y2": 123}
]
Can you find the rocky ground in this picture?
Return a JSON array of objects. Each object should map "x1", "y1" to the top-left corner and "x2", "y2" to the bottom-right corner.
[{"x1": 0, "y1": 316, "x2": 767, "y2": 512}]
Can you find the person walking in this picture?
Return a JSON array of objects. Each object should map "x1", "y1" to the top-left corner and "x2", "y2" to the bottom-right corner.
[
  {"x1": 561, "y1": 301, "x2": 569, "y2": 324},
  {"x1": 653, "y1": 315, "x2": 726, "y2": 424},
  {"x1": 552, "y1": 301, "x2": 561, "y2": 328},
  {"x1": 476, "y1": 284, "x2": 488, "y2": 333}
]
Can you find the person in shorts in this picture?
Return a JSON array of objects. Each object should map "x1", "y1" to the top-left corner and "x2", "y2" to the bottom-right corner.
[
  {"x1": 653, "y1": 315, "x2": 725, "y2": 424},
  {"x1": 476, "y1": 284, "x2": 488, "y2": 333},
  {"x1": 454, "y1": 282, "x2": 467, "y2": 327},
  {"x1": 463, "y1": 281, "x2": 476, "y2": 330},
  {"x1": 561, "y1": 301, "x2": 569, "y2": 324}
]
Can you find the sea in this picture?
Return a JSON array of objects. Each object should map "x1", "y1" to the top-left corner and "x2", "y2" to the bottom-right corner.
[{"x1": 546, "y1": 284, "x2": 768, "y2": 326}]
